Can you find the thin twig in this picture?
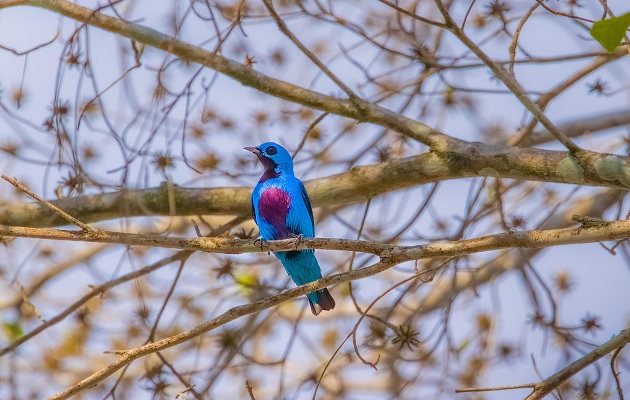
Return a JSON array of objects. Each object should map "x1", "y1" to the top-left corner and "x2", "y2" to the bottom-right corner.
[
  {"x1": 0, "y1": 251, "x2": 194, "y2": 357},
  {"x1": 432, "y1": 0, "x2": 582, "y2": 154},
  {"x1": 508, "y1": 3, "x2": 539, "y2": 75},
  {"x1": 377, "y1": 0, "x2": 447, "y2": 28},
  {"x1": 174, "y1": 384, "x2": 198, "y2": 400},
  {"x1": 292, "y1": 112, "x2": 328, "y2": 158},
  {"x1": 146, "y1": 259, "x2": 188, "y2": 342},
  {"x1": 456, "y1": 383, "x2": 536, "y2": 393},
  {"x1": 610, "y1": 346, "x2": 625, "y2": 400},
  {"x1": 535, "y1": 0, "x2": 595, "y2": 23},
  {"x1": 2, "y1": 175, "x2": 95, "y2": 232},
  {"x1": 158, "y1": 353, "x2": 202, "y2": 400},
  {"x1": 261, "y1": 0, "x2": 358, "y2": 99},
  {"x1": 525, "y1": 329, "x2": 630, "y2": 399},
  {"x1": 245, "y1": 380, "x2": 256, "y2": 400},
  {"x1": 191, "y1": 219, "x2": 202, "y2": 237}
]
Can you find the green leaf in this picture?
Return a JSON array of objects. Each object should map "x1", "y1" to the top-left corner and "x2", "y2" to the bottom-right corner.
[
  {"x1": 457, "y1": 339, "x2": 470, "y2": 353},
  {"x1": 2, "y1": 321, "x2": 23, "y2": 341},
  {"x1": 590, "y1": 12, "x2": 630, "y2": 52}
]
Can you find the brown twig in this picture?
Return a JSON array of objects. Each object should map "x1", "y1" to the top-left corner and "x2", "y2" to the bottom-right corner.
[
  {"x1": 245, "y1": 380, "x2": 256, "y2": 400},
  {"x1": 432, "y1": 0, "x2": 583, "y2": 154},
  {"x1": 377, "y1": 0, "x2": 447, "y2": 28},
  {"x1": 0, "y1": 217, "x2": 620, "y2": 398},
  {"x1": 350, "y1": 271, "x2": 430, "y2": 371},
  {"x1": 292, "y1": 112, "x2": 328, "y2": 158},
  {"x1": 611, "y1": 346, "x2": 625, "y2": 400},
  {"x1": 2, "y1": 216, "x2": 630, "y2": 265},
  {"x1": 534, "y1": 0, "x2": 595, "y2": 23},
  {"x1": 2, "y1": 176, "x2": 95, "y2": 232},
  {"x1": 456, "y1": 383, "x2": 536, "y2": 393},
  {"x1": 508, "y1": 3, "x2": 539, "y2": 75},
  {"x1": 174, "y1": 384, "x2": 198, "y2": 400},
  {"x1": 262, "y1": 0, "x2": 358, "y2": 99},
  {"x1": 158, "y1": 353, "x2": 202, "y2": 400},
  {"x1": 525, "y1": 329, "x2": 630, "y2": 399}
]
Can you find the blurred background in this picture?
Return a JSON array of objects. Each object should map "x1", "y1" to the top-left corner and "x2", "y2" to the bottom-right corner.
[{"x1": 0, "y1": 0, "x2": 629, "y2": 399}]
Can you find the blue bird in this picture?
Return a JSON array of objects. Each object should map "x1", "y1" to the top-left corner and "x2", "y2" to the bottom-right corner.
[{"x1": 245, "y1": 142, "x2": 335, "y2": 316}]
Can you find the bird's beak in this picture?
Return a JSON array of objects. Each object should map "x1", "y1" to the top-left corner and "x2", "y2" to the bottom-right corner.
[{"x1": 243, "y1": 146, "x2": 261, "y2": 155}]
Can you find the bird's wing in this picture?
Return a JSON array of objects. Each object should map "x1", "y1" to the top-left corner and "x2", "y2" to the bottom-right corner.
[
  {"x1": 299, "y1": 181, "x2": 315, "y2": 229},
  {"x1": 285, "y1": 180, "x2": 315, "y2": 238},
  {"x1": 250, "y1": 197, "x2": 256, "y2": 223}
]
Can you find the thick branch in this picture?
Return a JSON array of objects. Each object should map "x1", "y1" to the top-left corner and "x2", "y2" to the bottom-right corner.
[
  {"x1": 44, "y1": 259, "x2": 396, "y2": 400},
  {"x1": 4, "y1": 144, "x2": 630, "y2": 226},
  {"x1": 32, "y1": 216, "x2": 630, "y2": 399},
  {"x1": 2, "y1": 217, "x2": 630, "y2": 261},
  {"x1": 0, "y1": 1, "x2": 628, "y2": 232},
  {"x1": 1, "y1": 0, "x2": 445, "y2": 148},
  {"x1": 433, "y1": 0, "x2": 583, "y2": 153},
  {"x1": 406, "y1": 188, "x2": 621, "y2": 318}
]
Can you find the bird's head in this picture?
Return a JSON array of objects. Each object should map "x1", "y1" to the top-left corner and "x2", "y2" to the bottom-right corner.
[{"x1": 244, "y1": 142, "x2": 294, "y2": 179}]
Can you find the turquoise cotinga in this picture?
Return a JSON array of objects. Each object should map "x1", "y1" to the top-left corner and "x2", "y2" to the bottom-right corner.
[{"x1": 245, "y1": 142, "x2": 335, "y2": 315}]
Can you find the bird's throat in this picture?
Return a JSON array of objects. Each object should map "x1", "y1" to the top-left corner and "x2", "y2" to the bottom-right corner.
[
  {"x1": 256, "y1": 154, "x2": 280, "y2": 182},
  {"x1": 259, "y1": 168, "x2": 280, "y2": 182}
]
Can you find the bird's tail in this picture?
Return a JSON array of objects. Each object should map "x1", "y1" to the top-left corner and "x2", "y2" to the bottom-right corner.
[
  {"x1": 275, "y1": 250, "x2": 336, "y2": 316},
  {"x1": 309, "y1": 288, "x2": 336, "y2": 316}
]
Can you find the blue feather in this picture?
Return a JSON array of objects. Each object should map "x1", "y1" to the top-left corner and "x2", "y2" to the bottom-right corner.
[{"x1": 245, "y1": 142, "x2": 335, "y2": 315}]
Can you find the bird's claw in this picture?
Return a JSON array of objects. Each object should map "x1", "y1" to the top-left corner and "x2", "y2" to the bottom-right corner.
[
  {"x1": 294, "y1": 234, "x2": 305, "y2": 250},
  {"x1": 254, "y1": 237, "x2": 266, "y2": 252}
]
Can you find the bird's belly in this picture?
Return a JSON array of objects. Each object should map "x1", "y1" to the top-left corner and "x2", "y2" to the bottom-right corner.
[{"x1": 257, "y1": 187, "x2": 292, "y2": 239}]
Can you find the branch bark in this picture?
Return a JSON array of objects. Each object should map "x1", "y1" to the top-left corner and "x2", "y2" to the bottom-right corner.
[
  {"x1": 0, "y1": 0, "x2": 628, "y2": 232},
  {"x1": 399, "y1": 187, "x2": 622, "y2": 319},
  {"x1": 29, "y1": 215, "x2": 630, "y2": 399},
  {"x1": 0, "y1": 0, "x2": 445, "y2": 148},
  {"x1": 525, "y1": 329, "x2": 630, "y2": 400},
  {"x1": 44, "y1": 259, "x2": 398, "y2": 400},
  {"x1": 4, "y1": 142, "x2": 630, "y2": 226},
  {"x1": 526, "y1": 109, "x2": 630, "y2": 147},
  {"x1": 2, "y1": 217, "x2": 630, "y2": 259}
]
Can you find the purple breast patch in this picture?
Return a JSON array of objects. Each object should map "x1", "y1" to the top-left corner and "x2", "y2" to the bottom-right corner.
[{"x1": 258, "y1": 188, "x2": 291, "y2": 237}]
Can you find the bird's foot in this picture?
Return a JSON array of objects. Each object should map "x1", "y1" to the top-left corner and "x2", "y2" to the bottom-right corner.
[
  {"x1": 294, "y1": 234, "x2": 305, "y2": 250},
  {"x1": 254, "y1": 237, "x2": 267, "y2": 253}
]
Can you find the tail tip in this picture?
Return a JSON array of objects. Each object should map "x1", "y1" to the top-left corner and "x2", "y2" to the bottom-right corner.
[{"x1": 309, "y1": 289, "x2": 335, "y2": 316}]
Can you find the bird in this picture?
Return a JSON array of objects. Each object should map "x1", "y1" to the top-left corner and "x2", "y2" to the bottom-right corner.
[{"x1": 245, "y1": 142, "x2": 335, "y2": 316}]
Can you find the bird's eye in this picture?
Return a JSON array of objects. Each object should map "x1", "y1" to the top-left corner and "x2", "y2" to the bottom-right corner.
[{"x1": 266, "y1": 146, "x2": 278, "y2": 155}]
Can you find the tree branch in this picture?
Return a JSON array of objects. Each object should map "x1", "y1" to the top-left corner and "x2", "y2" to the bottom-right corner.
[
  {"x1": 44, "y1": 259, "x2": 397, "y2": 400},
  {"x1": 1, "y1": 216, "x2": 630, "y2": 267},
  {"x1": 526, "y1": 109, "x2": 630, "y2": 147},
  {"x1": 33, "y1": 213, "x2": 630, "y2": 399},
  {"x1": 432, "y1": 0, "x2": 585, "y2": 153},
  {"x1": 261, "y1": 0, "x2": 358, "y2": 99},
  {"x1": 4, "y1": 141, "x2": 630, "y2": 226},
  {"x1": 1, "y1": 0, "x2": 445, "y2": 148},
  {"x1": 525, "y1": 329, "x2": 630, "y2": 400}
]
